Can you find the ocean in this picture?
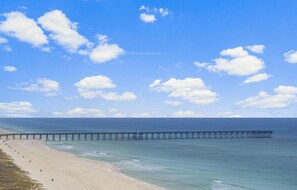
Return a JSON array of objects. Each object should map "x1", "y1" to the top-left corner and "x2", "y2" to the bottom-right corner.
[{"x1": 0, "y1": 118, "x2": 296, "y2": 190}]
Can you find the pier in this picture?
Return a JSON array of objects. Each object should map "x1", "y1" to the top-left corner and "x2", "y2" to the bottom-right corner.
[{"x1": 0, "y1": 131, "x2": 273, "y2": 141}]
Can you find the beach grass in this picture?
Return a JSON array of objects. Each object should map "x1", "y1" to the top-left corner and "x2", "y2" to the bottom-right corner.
[{"x1": 0, "y1": 148, "x2": 42, "y2": 190}]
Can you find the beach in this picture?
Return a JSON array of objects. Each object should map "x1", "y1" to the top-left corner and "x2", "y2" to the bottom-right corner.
[
  {"x1": 0, "y1": 129, "x2": 163, "y2": 190},
  {"x1": 1, "y1": 118, "x2": 297, "y2": 190}
]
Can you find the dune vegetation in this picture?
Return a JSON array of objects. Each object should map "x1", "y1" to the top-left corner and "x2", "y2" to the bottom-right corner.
[{"x1": 0, "y1": 148, "x2": 42, "y2": 190}]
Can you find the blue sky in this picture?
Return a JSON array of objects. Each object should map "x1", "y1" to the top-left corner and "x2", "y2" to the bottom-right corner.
[{"x1": 0, "y1": 0, "x2": 297, "y2": 117}]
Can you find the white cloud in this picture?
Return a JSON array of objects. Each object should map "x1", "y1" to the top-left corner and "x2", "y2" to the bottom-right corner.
[
  {"x1": 139, "y1": 5, "x2": 170, "y2": 23},
  {"x1": 237, "y1": 85, "x2": 297, "y2": 109},
  {"x1": 284, "y1": 50, "x2": 297, "y2": 64},
  {"x1": 3, "y1": 45, "x2": 12, "y2": 52},
  {"x1": 75, "y1": 75, "x2": 136, "y2": 101},
  {"x1": 220, "y1": 46, "x2": 249, "y2": 57},
  {"x1": 150, "y1": 77, "x2": 218, "y2": 105},
  {"x1": 159, "y1": 8, "x2": 170, "y2": 17},
  {"x1": 243, "y1": 73, "x2": 271, "y2": 84},
  {"x1": 139, "y1": 5, "x2": 150, "y2": 12},
  {"x1": 193, "y1": 61, "x2": 209, "y2": 68},
  {"x1": 97, "y1": 91, "x2": 136, "y2": 101},
  {"x1": 171, "y1": 110, "x2": 204, "y2": 117},
  {"x1": 3, "y1": 66, "x2": 17, "y2": 72},
  {"x1": 74, "y1": 75, "x2": 115, "y2": 89},
  {"x1": 52, "y1": 108, "x2": 155, "y2": 118},
  {"x1": 246, "y1": 45, "x2": 265, "y2": 54},
  {"x1": 140, "y1": 13, "x2": 157, "y2": 23},
  {"x1": 53, "y1": 107, "x2": 105, "y2": 117},
  {"x1": 131, "y1": 112, "x2": 154, "y2": 118},
  {"x1": 0, "y1": 102, "x2": 36, "y2": 117},
  {"x1": 206, "y1": 46, "x2": 265, "y2": 76},
  {"x1": 0, "y1": 11, "x2": 48, "y2": 47},
  {"x1": 109, "y1": 108, "x2": 118, "y2": 113},
  {"x1": 89, "y1": 35, "x2": 124, "y2": 63},
  {"x1": 110, "y1": 112, "x2": 126, "y2": 117},
  {"x1": 149, "y1": 79, "x2": 161, "y2": 88},
  {"x1": 106, "y1": 108, "x2": 126, "y2": 117},
  {"x1": 41, "y1": 47, "x2": 51, "y2": 52},
  {"x1": 14, "y1": 78, "x2": 60, "y2": 96},
  {"x1": 218, "y1": 112, "x2": 242, "y2": 118},
  {"x1": 164, "y1": 101, "x2": 181, "y2": 107},
  {"x1": 1, "y1": 10, "x2": 124, "y2": 63},
  {"x1": 96, "y1": 34, "x2": 108, "y2": 44},
  {"x1": 38, "y1": 10, "x2": 89, "y2": 52},
  {"x1": 0, "y1": 37, "x2": 8, "y2": 44}
]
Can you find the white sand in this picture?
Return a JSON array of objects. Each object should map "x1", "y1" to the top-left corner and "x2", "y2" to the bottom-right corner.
[{"x1": 0, "y1": 129, "x2": 164, "y2": 190}]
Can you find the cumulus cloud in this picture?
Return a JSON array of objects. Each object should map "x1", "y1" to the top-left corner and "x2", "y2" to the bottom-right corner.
[
  {"x1": 3, "y1": 65, "x2": 17, "y2": 72},
  {"x1": 3, "y1": 45, "x2": 12, "y2": 52},
  {"x1": 158, "y1": 8, "x2": 170, "y2": 17},
  {"x1": 0, "y1": 10, "x2": 124, "y2": 63},
  {"x1": 52, "y1": 108, "x2": 156, "y2": 118},
  {"x1": 246, "y1": 45, "x2": 265, "y2": 54},
  {"x1": 131, "y1": 112, "x2": 154, "y2": 118},
  {"x1": 139, "y1": 5, "x2": 150, "y2": 12},
  {"x1": 284, "y1": 50, "x2": 297, "y2": 64},
  {"x1": 41, "y1": 47, "x2": 51, "y2": 52},
  {"x1": 53, "y1": 107, "x2": 105, "y2": 117},
  {"x1": 38, "y1": 10, "x2": 90, "y2": 52},
  {"x1": 149, "y1": 79, "x2": 161, "y2": 88},
  {"x1": 89, "y1": 34, "x2": 124, "y2": 63},
  {"x1": 237, "y1": 85, "x2": 297, "y2": 109},
  {"x1": 218, "y1": 111, "x2": 241, "y2": 118},
  {"x1": 108, "y1": 108, "x2": 134, "y2": 117},
  {"x1": 97, "y1": 92, "x2": 136, "y2": 101},
  {"x1": 150, "y1": 77, "x2": 218, "y2": 105},
  {"x1": 220, "y1": 46, "x2": 248, "y2": 57},
  {"x1": 74, "y1": 75, "x2": 115, "y2": 89},
  {"x1": 139, "y1": 13, "x2": 156, "y2": 23},
  {"x1": 0, "y1": 37, "x2": 8, "y2": 44},
  {"x1": 193, "y1": 61, "x2": 210, "y2": 68},
  {"x1": 0, "y1": 11, "x2": 48, "y2": 47},
  {"x1": 14, "y1": 78, "x2": 60, "y2": 96},
  {"x1": 111, "y1": 113, "x2": 127, "y2": 117},
  {"x1": 108, "y1": 108, "x2": 118, "y2": 113},
  {"x1": 0, "y1": 101, "x2": 36, "y2": 117},
  {"x1": 75, "y1": 75, "x2": 136, "y2": 101},
  {"x1": 206, "y1": 46, "x2": 265, "y2": 76},
  {"x1": 164, "y1": 101, "x2": 182, "y2": 107},
  {"x1": 139, "y1": 5, "x2": 170, "y2": 23},
  {"x1": 171, "y1": 110, "x2": 204, "y2": 117},
  {"x1": 243, "y1": 73, "x2": 271, "y2": 84}
]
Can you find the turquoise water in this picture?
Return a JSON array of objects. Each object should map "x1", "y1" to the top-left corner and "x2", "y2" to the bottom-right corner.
[{"x1": 0, "y1": 118, "x2": 297, "y2": 190}]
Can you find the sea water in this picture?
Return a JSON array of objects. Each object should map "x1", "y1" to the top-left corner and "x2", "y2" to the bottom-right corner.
[{"x1": 0, "y1": 118, "x2": 296, "y2": 190}]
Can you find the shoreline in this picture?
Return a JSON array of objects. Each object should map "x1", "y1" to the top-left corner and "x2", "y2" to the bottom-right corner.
[{"x1": 0, "y1": 128, "x2": 164, "y2": 190}]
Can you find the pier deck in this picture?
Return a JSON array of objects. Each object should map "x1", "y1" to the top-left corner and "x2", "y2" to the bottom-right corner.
[{"x1": 0, "y1": 130, "x2": 273, "y2": 141}]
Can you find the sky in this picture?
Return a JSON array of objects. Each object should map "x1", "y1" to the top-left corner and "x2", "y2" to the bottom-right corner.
[{"x1": 0, "y1": 0, "x2": 297, "y2": 117}]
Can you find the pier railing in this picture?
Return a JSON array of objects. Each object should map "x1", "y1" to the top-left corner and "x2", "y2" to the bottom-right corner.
[{"x1": 0, "y1": 131, "x2": 273, "y2": 141}]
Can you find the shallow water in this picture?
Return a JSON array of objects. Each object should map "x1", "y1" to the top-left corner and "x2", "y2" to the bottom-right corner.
[{"x1": 1, "y1": 118, "x2": 296, "y2": 190}]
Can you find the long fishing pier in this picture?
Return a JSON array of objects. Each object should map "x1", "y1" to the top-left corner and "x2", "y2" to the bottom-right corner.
[{"x1": 0, "y1": 131, "x2": 273, "y2": 141}]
